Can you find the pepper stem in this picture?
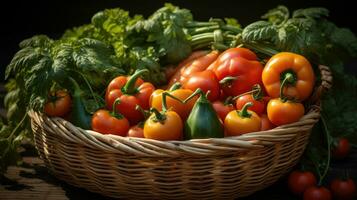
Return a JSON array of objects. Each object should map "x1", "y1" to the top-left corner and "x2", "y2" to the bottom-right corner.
[
  {"x1": 169, "y1": 82, "x2": 182, "y2": 91},
  {"x1": 161, "y1": 92, "x2": 185, "y2": 112},
  {"x1": 111, "y1": 98, "x2": 124, "y2": 119},
  {"x1": 232, "y1": 84, "x2": 262, "y2": 101},
  {"x1": 183, "y1": 88, "x2": 208, "y2": 103},
  {"x1": 150, "y1": 108, "x2": 166, "y2": 122},
  {"x1": 219, "y1": 76, "x2": 238, "y2": 86},
  {"x1": 122, "y1": 69, "x2": 149, "y2": 94},
  {"x1": 237, "y1": 102, "x2": 253, "y2": 118},
  {"x1": 224, "y1": 96, "x2": 234, "y2": 105},
  {"x1": 279, "y1": 72, "x2": 295, "y2": 102},
  {"x1": 135, "y1": 105, "x2": 150, "y2": 119}
]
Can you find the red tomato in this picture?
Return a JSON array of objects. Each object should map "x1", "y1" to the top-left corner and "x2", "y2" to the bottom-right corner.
[
  {"x1": 212, "y1": 101, "x2": 235, "y2": 121},
  {"x1": 183, "y1": 70, "x2": 220, "y2": 101},
  {"x1": 91, "y1": 109, "x2": 130, "y2": 136},
  {"x1": 44, "y1": 90, "x2": 72, "y2": 117},
  {"x1": 332, "y1": 138, "x2": 350, "y2": 159},
  {"x1": 303, "y1": 186, "x2": 332, "y2": 200},
  {"x1": 235, "y1": 94, "x2": 265, "y2": 116},
  {"x1": 127, "y1": 125, "x2": 144, "y2": 138},
  {"x1": 260, "y1": 114, "x2": 275, "y2": 131},
  {"x1": 330, "y1": 178, "x2": 356, "y2": 200},
  {"x1": 288, "y1": 171, "x2": 317, "y2": 195}
]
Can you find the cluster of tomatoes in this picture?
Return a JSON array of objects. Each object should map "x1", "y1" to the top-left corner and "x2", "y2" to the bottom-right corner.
[
  {"x1": 288, "y1": 138, "x2": 355, "y2": 200},
  {"x1": 288, "y1": 170, "x2": 356, "y2": 200},
  {"x1": 90, "y1": 47, "x2": 315, "y2": 140}
]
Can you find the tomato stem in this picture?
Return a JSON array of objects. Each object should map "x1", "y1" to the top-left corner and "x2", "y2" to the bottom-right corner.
[
  {"x1": 111, "y1": 98, "x2": 124, "y2": 119},
  {"x1": 122, "y1": 69, "x2": 149, "y2": 94},
  {"x1": 237, "y1": 102, "x2": 253, "y2": 118}
]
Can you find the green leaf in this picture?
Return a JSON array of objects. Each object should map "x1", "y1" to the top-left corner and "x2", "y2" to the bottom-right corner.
[
  {"x1": 330, "y1": 27, "x2": 357, "y2": 57},
  {"x1": 19, "y1": 35, "x2": 53, "y2": 48},
  {"x1": 262, "y1": 5, "x2": 289, "y2": 25},
  {"x1": 224, "y1": 18, "x2": 241, "y2": 29},
  {"x1": 292, "y1": 7, "x2": 329, "y2": 19},
  {"x1": 242, "y1": 21, "x2": 277, "y2": 42}
]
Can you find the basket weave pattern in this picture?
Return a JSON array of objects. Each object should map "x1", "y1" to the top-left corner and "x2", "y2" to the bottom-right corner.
[{"x1": 30, "y1": 65, "x2": 332, "y2": 199}]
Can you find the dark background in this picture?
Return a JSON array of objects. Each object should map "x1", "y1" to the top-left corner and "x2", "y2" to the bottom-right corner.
[{"x1": 1, "y1": 0, "x2": 357, "y2": 81}]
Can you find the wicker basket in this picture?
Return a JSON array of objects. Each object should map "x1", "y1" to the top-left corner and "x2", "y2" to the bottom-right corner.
[{"x1": 29, "y1": 65, "x2": 332, "y2": 199}]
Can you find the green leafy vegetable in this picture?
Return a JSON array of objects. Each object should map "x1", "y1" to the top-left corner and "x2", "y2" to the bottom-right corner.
[{"x1": 242, "y1": 5, "x2": 357, "y2": 182}]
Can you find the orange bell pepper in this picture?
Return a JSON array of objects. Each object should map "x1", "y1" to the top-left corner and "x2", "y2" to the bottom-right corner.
[{"x1": 262, "y1": 52, "x2": 315, "y2": 101}]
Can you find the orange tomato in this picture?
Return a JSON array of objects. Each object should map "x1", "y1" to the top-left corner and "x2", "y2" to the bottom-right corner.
[
  {"x1": 262, "y1": 52, "x2": 315, "y2": 101},
  {"x1": 267, "y1": 98, "x2": 305, "y2": 126},
  {"x1": 224, "y1": 103, "x2": 261, "y2": 136},
  {"x1": 144, "y1": 111, "x2": 183, "y2": 141}
]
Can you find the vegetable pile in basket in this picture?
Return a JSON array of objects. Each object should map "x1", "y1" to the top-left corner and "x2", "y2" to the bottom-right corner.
[
  {"x1": 1, "y1": 3, "x2": 357, "y2": 188},
  {"x1": 89, "y1": 48, "x2": 314, "y2": 140}
]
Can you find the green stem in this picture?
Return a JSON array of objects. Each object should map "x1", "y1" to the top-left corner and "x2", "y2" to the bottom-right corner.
[
  {"x1": 224, "y1": 96, "x2": 233, "y2": 105},
  {"x1": 242, "y1": 42, "x2": 279, "y2": 56},
  {"x1": 237, "y1": 102, "x2": 253, "y2": 118},
  {"x1": 219, "y1": 76, "x2": 238, "y2": 86},
  {"x1": 221, "y1": 25, "x2": 242, "y2": 33},
  {"x1": 68, "y1": 77, "x2": 82, "y2": 96},
  {"x1": 183, "y1": 88, "x2": 207, "y2": 104},
  {"x1": 191, "y1": 37, "x2": 214, "y2": 47},
  {"x1": 188, "y1": 25, "x2": 220, "y2": 35},
  {"x1": 135, "y1": 105, "x2": 150, "y2": 119},
  {"x1": 279, "y1": 72, "x2": 295, "y2": 102},
  {"x1": 231, "y1": 84, "x2": 262, "y2": 101},
  {"x1": 185, "y1": 21, "x2": 217, "y2": 28},
  {"x1": 150, "y1": 108, "x2": 166, "y2": 122},
  {"x1": 122, "y1": 69, "x2": 149, "y2": 94},
  {"x1": 74, "y1": 70, "x2": 99, "y2": 108},
  {"x1": 319, "y1": 115, "x2": 331, "y2": 185},
  {"x1": 161, "y1": 92, "x2": 185, "y2": 112},
  {"x1": 111, "y1": 98, "x2": 124, "y2": 119},
  {"x1": 7, "y1": 114, "x2": 27, "y2": 140},
  {"x1": 169, "y1": 82, "x2": 182, "y2": 91}
]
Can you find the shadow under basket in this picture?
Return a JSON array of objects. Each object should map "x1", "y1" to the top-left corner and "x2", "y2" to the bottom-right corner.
[{"x1": 29, "y1": 65, "x2": 332, "y2": 199}]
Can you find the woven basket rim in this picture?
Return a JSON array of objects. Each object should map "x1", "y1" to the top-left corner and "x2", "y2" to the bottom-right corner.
[{"x1": 29, "y1": 65, "x2": 332, "y2": 157}]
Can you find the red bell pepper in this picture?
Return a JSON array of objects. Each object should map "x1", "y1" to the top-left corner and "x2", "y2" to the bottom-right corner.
[{"x1": 213, "y1": 47, "x2": 263, "y2": 97}]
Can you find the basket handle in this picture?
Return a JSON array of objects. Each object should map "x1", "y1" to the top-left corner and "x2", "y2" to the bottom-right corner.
[{"x1": 309, "y1": 65, "x2": 333, "y2": 105}]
